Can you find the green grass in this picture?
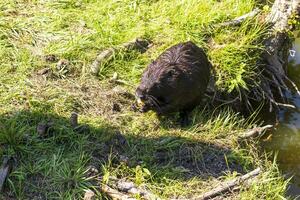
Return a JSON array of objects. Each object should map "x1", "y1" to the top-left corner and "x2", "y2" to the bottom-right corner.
[{"x1": 0, "y1": 0, "x2": 290, "y2": 199}]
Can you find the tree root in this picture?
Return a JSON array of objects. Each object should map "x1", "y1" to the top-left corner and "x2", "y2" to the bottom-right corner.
[
  {"x1": 212, "y1": 0, "x2": 300, "y2": 113},
  {"x1": 253, "y1": 0, "x2": 299, "y2": 111}
]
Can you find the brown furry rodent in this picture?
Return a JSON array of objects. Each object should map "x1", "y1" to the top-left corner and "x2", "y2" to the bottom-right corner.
[{"x1": 135, "y1": 41, "x2": 211, "y2": 124}]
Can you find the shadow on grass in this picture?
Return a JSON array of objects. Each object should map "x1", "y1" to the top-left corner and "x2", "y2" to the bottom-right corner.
[{"x1": 0, "y1": 110, "x2": 250, "y2": 199}]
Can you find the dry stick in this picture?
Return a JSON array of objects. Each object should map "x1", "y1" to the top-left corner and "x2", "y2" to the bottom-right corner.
[
  {"x1": 101, "y1": 184, "x2": 136, "y2": 200},
  {"x1": 90, "y1": 47, "x2": 114, "y2": 75},
  {"x1": 195, "y1": 168, "x2": 261, "y2": 200},
  {"x1": 239, "y1": 125, "x2": 273, "y2": 139},
  {"x1": 90, "y1": 38, "x2": 150, "y2": 75},
  {"x1": 218, "y1": 8, "x2": 260, "y2": 27},
  {"x1": 117, "y1": 182, "x2": 161, "y2": 200}
]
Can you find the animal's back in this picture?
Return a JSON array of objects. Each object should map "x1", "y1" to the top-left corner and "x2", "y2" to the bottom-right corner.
[
  {"x1": 136, "y1": 41, "x2": 211, "y2": 115},
  {"x1": 156, "y1": 42, "x2": 211, "y2": 112}
]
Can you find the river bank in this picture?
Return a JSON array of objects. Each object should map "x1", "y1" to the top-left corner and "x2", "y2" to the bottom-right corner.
[{"x1": 262, "y1": 32, "x2": 300, "y2": 198}]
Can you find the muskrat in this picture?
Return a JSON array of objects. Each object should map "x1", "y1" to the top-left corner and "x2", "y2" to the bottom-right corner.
[{"x1": 135, "y1": 41, "x2": 211, "y2": 125}]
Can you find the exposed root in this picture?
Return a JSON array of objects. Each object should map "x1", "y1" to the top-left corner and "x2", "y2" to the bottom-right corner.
[
  {"x1": 285, "y1": 76, "x2": 300, "y2": 96},
  {"x1": 253, "y1": 0, "x2": 300, "y2": 111},
  {"x1": 269, "y1": 99, "x2": 296, "y2": 109}
]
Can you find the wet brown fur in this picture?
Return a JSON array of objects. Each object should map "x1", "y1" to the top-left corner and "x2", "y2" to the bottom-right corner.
[{"x1": 136, "y1": 41, "x2": 211, "y2": 116}]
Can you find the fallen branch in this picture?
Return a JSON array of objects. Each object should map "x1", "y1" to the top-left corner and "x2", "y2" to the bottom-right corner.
[
  {"x1": 101, "y1": 184, "x2": 136, "y2": 200},
  {"x1": 101, "y1": 177, "x2": 160, "y2": 200},
  {"x1": 116, "y1": 179, "x2": 160, "y2": 200},
  {"x1": 218, "y1": 8, "x2": 260, "y2": 27},
  {"x1": 195, "y1": 168, "x2": 261, "y2": 200},
  {"x1": 0, "y1": 157, "x2": 15, "y2": 191},
  {"x1": 90, "y1": 38, "x2": 151, "y2": 75},
  {"x1": 239, "y1": 125, "x2": 273, "y2": 139}
]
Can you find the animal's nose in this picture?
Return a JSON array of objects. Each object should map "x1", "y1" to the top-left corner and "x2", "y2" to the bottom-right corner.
[
  {"x1": 136, "y1": 89, "x2": 147, "y2": 106},
  {"x1": 136, "y1": 87, "x2": 146, "y2": 100},
  {"x1": 137, "y1": 93, "x2": 146, "y2": 100}
]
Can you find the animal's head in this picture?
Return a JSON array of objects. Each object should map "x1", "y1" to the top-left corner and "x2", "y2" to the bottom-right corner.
[{"x1": 135, "y1": 61, "x2": 182, "y2": 113}]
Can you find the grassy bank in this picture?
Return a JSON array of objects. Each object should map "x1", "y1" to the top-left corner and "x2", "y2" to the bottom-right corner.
[{"x1": 0, "y1": 0, "x2": 289, "y2": 199}]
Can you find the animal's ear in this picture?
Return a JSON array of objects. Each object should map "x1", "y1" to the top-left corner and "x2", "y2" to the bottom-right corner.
[{"x1": 167, "y1": 69, "x2": 176, "y2": 77}]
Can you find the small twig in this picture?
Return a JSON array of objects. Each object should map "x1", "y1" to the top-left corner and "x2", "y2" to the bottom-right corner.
[
  {"x1": 195, "y1": 168, "x2": 261, "y2": 200},
  {"x1": 239, "y1": 125, "x2": 273, "y2": 139},
  {"x1": 101, "y1": 184, "x2": 136, "y2": 200},
  {"x1": 205, "y1": 94, "x2": 239, "y2": 105},
  {"x1": 218, "y1": 8, "x2": 260, "y2": 27}
]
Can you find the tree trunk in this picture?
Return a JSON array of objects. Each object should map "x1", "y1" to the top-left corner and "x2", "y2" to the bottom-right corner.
[{"x1": 258, "y1": 0, "x2": 300, "y2": 111}]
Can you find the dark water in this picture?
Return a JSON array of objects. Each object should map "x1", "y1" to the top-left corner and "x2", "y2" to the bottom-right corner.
[{"x1": 262, "y1": 32, "x2": 300, "y2": 198}]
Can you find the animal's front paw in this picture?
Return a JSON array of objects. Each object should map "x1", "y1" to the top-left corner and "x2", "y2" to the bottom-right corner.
[
  {"x1": 179, "y1": 111, "x2": 190, "y2": 127},
  {"x1": 131, "y1": 103, "x2": 148, "y2": 113}
]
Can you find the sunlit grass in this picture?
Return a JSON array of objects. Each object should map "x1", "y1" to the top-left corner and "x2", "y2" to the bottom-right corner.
[{"x1": 0, "y1": 0, "x2": 289, "y2": 199}]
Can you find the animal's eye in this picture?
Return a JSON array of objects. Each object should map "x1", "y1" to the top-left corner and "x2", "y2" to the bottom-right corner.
[{"x1": 167, "y1": 70, "x2": 175, "y2": 77}]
